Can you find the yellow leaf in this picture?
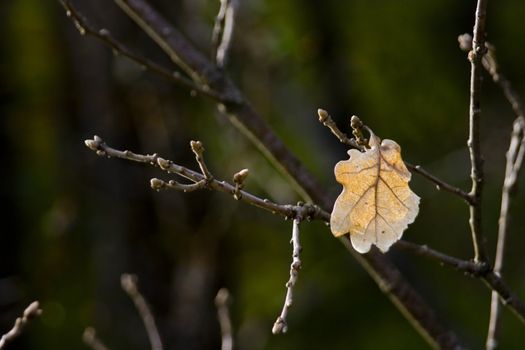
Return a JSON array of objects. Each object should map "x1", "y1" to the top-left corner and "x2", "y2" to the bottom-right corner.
[{"x1": 330, "y1": 132, "x2": 420, "y2": 253}]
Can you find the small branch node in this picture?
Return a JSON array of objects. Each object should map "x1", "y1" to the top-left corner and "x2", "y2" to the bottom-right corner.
[
  {"x1": 150, "y1": 178, "x2": 165, "y2": 191},
  {"x1": 272, "y1": 317, "x2": 287, "y2": 334},
  {"x1": 156, "y1": 157, "x2": 172, "y2": 171},
  {"x1": 232, "y1": 168, "x2": 249, "y2": 200}
]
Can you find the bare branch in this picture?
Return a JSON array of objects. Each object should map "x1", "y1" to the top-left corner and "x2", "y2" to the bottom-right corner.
[
  {"x1": 0, "y1": 301, "x2": 42, "y2": 349},
  {"x1": 215, "y1": 288, "x2": 233, "y2": 350},
  {"x1": 317, "y1": 109, "x2": 363, "y2": 149},
  {"x1": 190, "y1": 140, "x2": 213, "y2": 180},
  {"x1": 121, "y1": 274, "x2": 163, "y2": 350},
  {"x1": 273, "y1": 217, "x2": 303, "y2": 334},
  {"x1": 85, "y1": 135, "x2": 470, "y2": 347},
  {"x1": 487, "y1": 118, "x2": 525, "y2": 349},
  {"x1": 85, "y1": 136, "x2": 327, "y2": 222},
  {"x1": 59, "y1": 0, "x2": 226, "y2": 102},
  {"x1": 483, "y1": 272, "x2": 525, "y2": 326},
  {"x1": 317, "y1": 109, "x2": 472, "y2": 202},
  {"x1": 466, "y1": 0, "x2": 489, "y2": 263},
  {"x1": 396, "y1": 241, "x2": 525, "y2": 327},
  {"x1": 212, "y1": 0, "x2": 238, "y2": 68},
  {"x1": 459, "y1": 30, "x2": 525, "y2": 350},
  {"x1": 75, "y1": 1, "x2": 470, "y2": 346},
  {"x1": 82, "y1": 328, "x2": 110, "y2": 350},
  {"x1": 458, "y1": 34, "x2": 525, "y2": 120},
  {"x1": 395, "y1": 241, "x2": 488, "y2": 276},
  {"x1": 406, "y1": 163, "x2": 474, "y2": 204}
]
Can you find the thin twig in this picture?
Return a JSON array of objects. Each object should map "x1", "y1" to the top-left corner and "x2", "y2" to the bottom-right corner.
[
  {"x1": 458, "y1": 34, "x2": 525, "y2": 120},
  {"x1": 0, "y1": 301, "x2": 42, "y2": 349},
  {"x1": 405, "y1": 162, "x2": 473, "y2": 204},
  {"x1": 82, "y1": 327, "x2": 110, "y2": 350},
  {"x1": 84, "y1": 136, "x2": 326, "y2": 222},
  {"x1": 487, "y1": 118, "x2": 525, "y2": 350},
  {"x1": 483, "y1": 272, "x2": 525, "y2": 326},
  {"x1": 212, "y1": 0, "x2": 238, "y2": 68},
  {"x1": 317, "y1": 109, "x2": 363, "y2": 150},
  {"x1": 458, "y1": 30, "x2": 525, "y2": 350},
  {"x1": 466, "y1": 0, "x2": 489, "y2": 263},
  {"x1": 190, "y1": 140, "x2": 213, "y2": 181},
  {"x1": 59, "y1": 0, "x2": 226, "y2": 102},
  {"x1": 396, "y1": 241, "x2": 525, "y2": 327},
  {"x1": 215, "y1": 288, "x2": 233, "y2": 350},
  {"x1": 317, "y1": 109, "x2": 472, "y2": 202},
  {"x1": 273, "y1": 217, "x2": 303, "y2": 334},
  {"x1": 121, "y1": 274, "x2": 163, "y2": 350},
  {"x1": 395, "y1": 241, "x2": 488, "y2": 276}
]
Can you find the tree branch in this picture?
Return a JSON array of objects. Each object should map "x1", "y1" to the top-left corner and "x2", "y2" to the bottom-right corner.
[
  {"x1": 396, "y1": 241, "x2": 525, "y2": 327},
  {"x1": 466, "y1": 0, "x2": 489, "y2": 263},
  {"x1": 317, "y1": 109, "x2": 472, "y2": 203},
  {"x1": 59, "y1": 0, "x2": 227, "y2": 102},
  {"x1": 0, "y1": 301, "x2": 42, "y2": 349},
  {"x1": 395, "y1": 241, "x2": 487, "y2": 276},
  {"x1": 87, "y1": 134, "x2": 525, "y2": 345},
  {"x1": 84, "y1": 136, "x2": 326, "y2": 222},
  {"x1": 487, "y1": 114, "x2": 525, "y2": 350},
  {"x1": 458, "y1": 34, "x2": 525, "y2": 120},
  {"x1": 459, "y1": 30, "x2": 525, "y2": 350},
  {"x1": 273, "y1": 217, "x2": 303, "y2": 334},
  {"x1": 212, "y1": 0, "x2": 238, "y2": 68},
  {"x1": 85, "y1": 135, "x2": 472, "y2": 347},
  {"x1": 77, "y1": 1, "x2": 469, "y2": 347},
  {"x1": 215, "y1": 288, "x2": 233, "y2": 350},
  {"x1": 121, "y1": 274, "x2": 163, "y2": 350}
]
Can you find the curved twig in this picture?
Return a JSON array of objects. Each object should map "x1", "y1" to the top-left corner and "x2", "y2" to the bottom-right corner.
[
  {"x1": 215, "y1": 288, "x2": 234, "y2": 350},
  {"x1": 59, "y1": 0, "x2": 228, "y2": 102},
  {"x1": 121, "y1": 274, "x2": 163, "y2": 350},
  {"x1": 0, "y1": 301, "x2": 42, "y2": 349}
]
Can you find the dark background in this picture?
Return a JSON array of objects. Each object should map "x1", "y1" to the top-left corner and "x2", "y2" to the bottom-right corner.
[{"x1": 1, "y1": 0, "x2": 525, "y2": 349}]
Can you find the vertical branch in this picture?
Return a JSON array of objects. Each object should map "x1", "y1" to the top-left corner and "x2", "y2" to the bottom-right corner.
[
  {"x1": 486, "y1": 118, "x2": 525, "y2": 350},
  {"x1": 121, "y1": 274, "x2": 164, "y2": 350},
  {"x1": 212, "y1": 0, "x2": 238, "y2": 68},
  {"x1": 215, "y1": 288, "x2": 234, "y2": 350},
  {"x1": 273, "y1": 217, "x2": 302, "y2": 334},
  {"x1": 467, "y1": 0, "x2": 489, "y2": 263}
]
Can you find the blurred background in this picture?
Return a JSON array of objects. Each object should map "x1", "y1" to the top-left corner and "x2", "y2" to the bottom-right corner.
[{"x1": 1, "y1": 0, "x2": 525, "y2": 349}]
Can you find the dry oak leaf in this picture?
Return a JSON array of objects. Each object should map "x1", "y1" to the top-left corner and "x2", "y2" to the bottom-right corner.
[{"x1": 330, "y1": 132, "x2": 420, "y2": 253}]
